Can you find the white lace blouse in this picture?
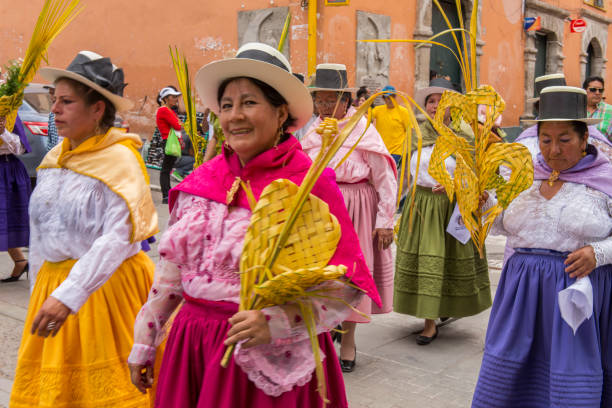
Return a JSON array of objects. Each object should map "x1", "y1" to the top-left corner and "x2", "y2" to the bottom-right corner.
[
  {"x1": 410, "y1": 145, "x2": 456, "y2": 188},
  {"x1": 489, "y1": 181, "x2": 612, "y2": 267},
  {"x1": 29, "y1": 168, "x2": 141, "y2": 312},
  {"x1": 0, "y1": 129, "x2": 25, "y2": 155}
]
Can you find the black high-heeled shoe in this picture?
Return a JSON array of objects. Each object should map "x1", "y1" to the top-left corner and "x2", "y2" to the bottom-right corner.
[
  {"x1": 1, "y1": 260, "x2": 29, "y2": 283},
  {"x1": 339, "y1": 346, "x2": 356, "y2": 373}
]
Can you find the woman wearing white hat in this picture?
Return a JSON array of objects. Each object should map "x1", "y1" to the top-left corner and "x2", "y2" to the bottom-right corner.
[
  {"x1": 156, "y1": 85, "x2": 183, "y2": 203},
  {"x1": 128, "y1": 43, "x2": 380, "y2": 407},
  {"x1": 9, "y1": 51, "x2": 159, "y2": 407}
]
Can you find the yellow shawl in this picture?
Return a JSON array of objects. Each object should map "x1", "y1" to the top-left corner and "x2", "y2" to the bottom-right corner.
[{"x1": 38, "y1": 128, "x2": 159, "y2": 243}]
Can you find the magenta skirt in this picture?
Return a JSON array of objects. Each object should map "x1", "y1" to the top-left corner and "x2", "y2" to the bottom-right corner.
[
  {"x1": 338, "y1": 182, "x2": 394, "y2": 322},
  {"x1": 155, "y1": 297, "x2": 348, "y2": 408}
]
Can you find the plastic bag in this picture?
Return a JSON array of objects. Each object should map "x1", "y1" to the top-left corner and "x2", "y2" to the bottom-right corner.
[{"x1": 165, "y1": 128, "x2": 182, "y2": 157}]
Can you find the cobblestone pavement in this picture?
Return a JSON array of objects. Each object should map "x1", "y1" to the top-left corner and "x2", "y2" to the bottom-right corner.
[{"x1": 0, "y1": 183, "x2": 507, "y2": 407}]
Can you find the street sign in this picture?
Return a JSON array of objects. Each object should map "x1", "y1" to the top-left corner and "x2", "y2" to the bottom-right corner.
[{"x1": 570, "y1": 19, "x2": 587, "y2": 33}]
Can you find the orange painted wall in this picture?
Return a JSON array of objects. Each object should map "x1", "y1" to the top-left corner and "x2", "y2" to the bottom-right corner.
[{"x1": 1, "y1": 0, "x2": 612, "y2": 134}]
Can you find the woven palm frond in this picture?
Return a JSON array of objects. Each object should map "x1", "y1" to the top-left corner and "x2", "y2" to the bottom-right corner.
[{"x1": 0, "y1": 0, "x2": 82, "y2": 132}]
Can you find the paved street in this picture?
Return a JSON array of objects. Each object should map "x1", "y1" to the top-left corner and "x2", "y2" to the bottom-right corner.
[{"x1": 0, "y1": 178, "x2": 506, "y2": 408}]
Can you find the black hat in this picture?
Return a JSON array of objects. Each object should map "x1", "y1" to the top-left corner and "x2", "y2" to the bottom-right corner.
[
  {"x1": 40, "y1": 51, "x2": 132, "y2": 111},
  {"x1": 523, "y1": 86, "x2": 602, "y2": 125},
  {"x1": 309, "y1": 64, "x2": 356, "y2": 92},
  {"x1": 527, "y1": 73, "x2": 566, "y2": 103}
]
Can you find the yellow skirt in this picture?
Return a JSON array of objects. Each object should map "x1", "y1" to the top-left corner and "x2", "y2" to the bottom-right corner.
[{"x1": 10, "y1": 251, "x2": 160, "y2": 408}]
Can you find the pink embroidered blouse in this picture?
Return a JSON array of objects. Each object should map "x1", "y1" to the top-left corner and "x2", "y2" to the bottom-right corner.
[{"x1": 128, "y1": 191, "x2": 363, "y2": 396}]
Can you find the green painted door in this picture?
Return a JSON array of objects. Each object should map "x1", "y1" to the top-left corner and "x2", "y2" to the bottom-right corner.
[{"x1": 430, "y1": 0, "x2": 462, "y2": 89}]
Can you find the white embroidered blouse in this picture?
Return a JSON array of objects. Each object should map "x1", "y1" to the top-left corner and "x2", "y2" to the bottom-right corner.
[{"x1": 29, "y1": 168, "x2": 140, "y2": 312}]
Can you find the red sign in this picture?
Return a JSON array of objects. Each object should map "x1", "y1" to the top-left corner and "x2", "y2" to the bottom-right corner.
[{"x1": 570, "y1": 19, "x2": 587, "y2": 33}]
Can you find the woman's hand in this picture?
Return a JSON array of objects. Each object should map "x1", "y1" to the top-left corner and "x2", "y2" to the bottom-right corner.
[
  {"x1": 373, "y1": 228, "x2": 394, "y2": 250},
  {"x1": 128, "y1": 363, "x2": 154, "y2": 394},
  {"x1": 30, "y1": 297, "x2": 71, "y2": 338},
  {"x1": 565, "y1": 246, "x2": 597, "y2": 279},
  {"x1": 432, "y1": 184, "x2": 446, "y2": 194},
  {"x1": 225, "y1": 310, "x2": 271, "y2": 349}
]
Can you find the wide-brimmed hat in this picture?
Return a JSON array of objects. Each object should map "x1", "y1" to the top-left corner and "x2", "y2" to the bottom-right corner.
[
  {"x1": 523, "y1": 86, "x2": 602, "y2": 125},
  {"x1": 308, "y1": 64, "x2": 357, "y2": 93},
  {"x1": 527, "y1": 73, "x2": 566, "y2": 103},
  {"x1": 414, "y1": 77, "x2": 458, "y2": 109},
  {"x1": 39, "y1": 51, "x2": 133, "y2": 111},
  {"x1": 195, "y1": 42, "x2": 313, "y2": 131}
]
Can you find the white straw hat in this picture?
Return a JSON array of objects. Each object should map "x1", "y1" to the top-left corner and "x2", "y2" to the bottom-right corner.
[{"x1": 195, "y1": 43, "x2": 313, "y2": 131}]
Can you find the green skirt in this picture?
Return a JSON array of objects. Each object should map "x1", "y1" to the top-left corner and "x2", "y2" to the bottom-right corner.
[{"x1": 394, "y1": 186, "x2": 491, "y2": 319}]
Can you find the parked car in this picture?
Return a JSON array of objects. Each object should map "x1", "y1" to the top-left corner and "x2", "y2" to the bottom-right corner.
[
  {"x1": 17, "y1": 83, "x2": 52, "y2": 181},
  {"x1": 17, "y1": 83, "x2": 130, "y2": 183}
]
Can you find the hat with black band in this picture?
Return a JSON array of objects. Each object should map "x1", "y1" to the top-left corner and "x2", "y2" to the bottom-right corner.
[
  {"x1": 195, "y1": 42, "x2": 313, "y2": 131},
  {"x1": 523, "y1": 86, "x2": 602, "y2": 125},
  {"x1": 39, "y1": 50, "x2": 133, "y2": 112},
  {"x1": 527, "y1": 73, "x2": 566, "y2": 103},
  {"x1": 308, "y1": 64, "x2": 357, "y2": 93}
]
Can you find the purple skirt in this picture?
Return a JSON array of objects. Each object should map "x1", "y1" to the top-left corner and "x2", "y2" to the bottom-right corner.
[
  {"x1": 0, "y1": 154, "x2": 30, "y2": 251},
  {"x1": 156, "y1": 298, "x2": 348, "y2": 408},
  {"x1": 472, "y1": 249, "x2": 612, "y2": 407}
]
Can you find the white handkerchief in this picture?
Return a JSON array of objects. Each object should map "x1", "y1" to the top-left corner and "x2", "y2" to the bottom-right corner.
[
  {"x1": 558, "y1": 277, "x2": 593, "y2": 335},
  {"x1": 446, "y1": 204, "x2": 471, "y2": 245}
]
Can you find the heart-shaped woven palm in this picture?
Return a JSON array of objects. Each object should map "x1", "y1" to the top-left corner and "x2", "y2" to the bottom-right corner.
[{"x1": 240, "y1": 178, "x2": 341, "y2": 276}]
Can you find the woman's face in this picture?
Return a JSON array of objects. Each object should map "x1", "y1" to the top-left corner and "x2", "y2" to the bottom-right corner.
[
  {"x1": 538, "y1": 121, "x2": 587, "y2": 172},
  {"x1": 52, "y1": 79, "x2": 105, "y2": 147},
  {"x1": 219, "y1": 78, "x2": 288, "y2": 164},
  {"x1": 425, "y1": 93, "x2": 442, "y2": 118},
  {"x1": 164, "y1": 94, "x2": 179, "y2": 108},
  {"x1": 314, "y1": 91, "x2": 348, "y2": 120}
]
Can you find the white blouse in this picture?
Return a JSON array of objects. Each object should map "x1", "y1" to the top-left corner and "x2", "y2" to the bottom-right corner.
[
  {"x1": 29, "y1": 168, "x2": 141, "y2": 312},
  {"x1": 410, "y1": 145, "x2": 456, "y2": 188},
  {"x1": 0, "y1": 130, "x2": 25, "y2": 155},
  {"x1": 490, "y1": 181, "x2": 612, "y2": 267}
]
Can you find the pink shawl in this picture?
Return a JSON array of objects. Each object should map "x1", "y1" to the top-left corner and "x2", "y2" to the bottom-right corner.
[{"x1": 169, "y1": 135, "x2": 382, "y2": 306}]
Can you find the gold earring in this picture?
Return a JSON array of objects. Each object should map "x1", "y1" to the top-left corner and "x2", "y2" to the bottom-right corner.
[
  {"x1": 273, "y1": 125, "x2": 283, "y2": 148},
  {"x1": 582, "y1": 150, "x2": 587, "y2": 157}
]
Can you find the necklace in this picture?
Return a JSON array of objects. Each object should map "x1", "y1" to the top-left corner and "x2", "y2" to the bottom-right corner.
[{"x1": 547, "y1": 170, "x2": 560, "y2": 186}]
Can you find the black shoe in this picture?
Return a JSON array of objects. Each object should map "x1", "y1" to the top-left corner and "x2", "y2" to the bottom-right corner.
[
  {"x1": 1, "y1": 260, "x2": 29, "y2": 283},
  {"x1": 439, "y1": 317, "x2": 450, "y2": 323},
  {"x1": 339, "y1": 347, "x2": 356, "y2": 373},
  {"x1": 162, "y1": 197, "x2": 168, "y2": 204},
  {"x1": 416, "y1": 327, "x2": 438, "y2": 346}
]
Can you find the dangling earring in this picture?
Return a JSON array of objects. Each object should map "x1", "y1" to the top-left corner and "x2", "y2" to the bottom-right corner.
[
  {"x1": 273, "y1": 125, "x2": 283, "y2": 148},
  {"x1": 582, "y1": 149, "x2": 587, "y2": 157},
  {"x1": 94, "y1": 121, "x2": 102, "y2": 136}
]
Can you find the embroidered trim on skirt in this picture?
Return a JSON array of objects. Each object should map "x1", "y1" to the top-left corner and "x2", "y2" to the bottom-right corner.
[
  {"x1": 472, "y1": 249, "x2": 612, "y2": 407},
  {"x1": 394, "y1": 186, "x2": 491, "y2": 319},
  {"x1": 155, "y1": 297, "x2": 349, "y2": 408},
  {"x1": 0, "y1": 154, "x2": 30, "y2": 250},
  {"x1": 338, "y1": 182, "x2": 393, "y2": 323},
  {"x1": 10, "y1": 251, "x2": 159, "y2": 408}
]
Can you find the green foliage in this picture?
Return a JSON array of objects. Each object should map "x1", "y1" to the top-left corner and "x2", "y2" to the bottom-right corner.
[{"x1": 0, "y1": 60, "x2": 24, "y2": 98}]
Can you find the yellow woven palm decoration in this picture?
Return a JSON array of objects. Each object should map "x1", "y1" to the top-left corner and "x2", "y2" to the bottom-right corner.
[
  {"x1": 0, "y1": 0, "x2": 82, "y2": 132},
  {"x1": 360, "y1": 0, "x2": 533, "y2": 255}
]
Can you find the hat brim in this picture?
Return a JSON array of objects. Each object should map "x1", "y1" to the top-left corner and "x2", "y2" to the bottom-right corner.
[
  {"x1": 522, "y1": 117, "x2": 603, "y2": 126},
  {"x1": 39, "y1": 67, "x2": 134, "y2": 112},
  {"x1": 526, "y1": 97, "x2": 539, "y2": 103},
  {"x1": 195, "y1": 58, "x2": 313, "y2": 132},
  {"x1": 415, "y1": 86, "x2": 457, "y2": 109},
  {"x1": 308, "y1": 87, "x2": 358, "y2": 93}
]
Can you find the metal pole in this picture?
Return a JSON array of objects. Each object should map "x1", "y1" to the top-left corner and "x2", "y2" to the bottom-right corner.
[{"x1": 308, "y1": 0, "x2": 317, "y2": 76}]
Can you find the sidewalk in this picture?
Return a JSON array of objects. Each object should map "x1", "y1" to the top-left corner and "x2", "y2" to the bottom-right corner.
[{"x1": 0, "y1": 190, "x2": 506, "y2": 407}]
